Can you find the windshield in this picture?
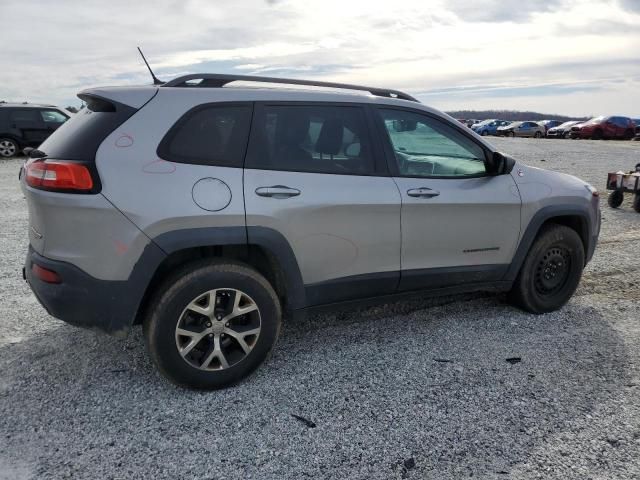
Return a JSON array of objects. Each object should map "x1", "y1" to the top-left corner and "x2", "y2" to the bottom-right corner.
[
  {"x1": 475, "y1": 119, "x2": 495, "y2": 126},
  {"x1": 585, "y1": 116, "x2": 605, "y2": 124},
  {"x1": 506, "y1": 122, "x2": 522, "y2": 128},
  {"x1": 558, "y1": 121, "x2": 577, "y2": 128}
]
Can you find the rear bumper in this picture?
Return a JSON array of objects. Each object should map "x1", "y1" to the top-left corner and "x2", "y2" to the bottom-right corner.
[{"x1": 24, "y1": 245, "x2": 164, "y2": 336}]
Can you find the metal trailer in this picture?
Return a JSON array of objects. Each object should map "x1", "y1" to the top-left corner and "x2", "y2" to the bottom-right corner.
[{"x1": 606, "y1": 163, "x2": 640, "y2": 212}]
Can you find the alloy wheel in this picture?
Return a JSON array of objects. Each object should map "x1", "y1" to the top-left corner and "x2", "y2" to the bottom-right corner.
[
  {"x1": 0, "y1": 140, "x2": 17, "y2": 157},
  {"x1": 175, "y1": 288, "x2": 261, "y2": 371}
]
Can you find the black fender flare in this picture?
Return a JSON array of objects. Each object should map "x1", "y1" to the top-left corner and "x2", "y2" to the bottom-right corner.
[
  {"x1": 152, "y1": 225, "x2": 306, "y2": 310},
  {"x1": 503, "y1": 204, "x2": 594, "y2": 282}
]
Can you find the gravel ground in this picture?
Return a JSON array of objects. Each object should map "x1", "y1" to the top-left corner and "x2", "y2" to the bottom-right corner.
[{"x1": 1, "y1": 138, "x2": 639, "y2": 480}]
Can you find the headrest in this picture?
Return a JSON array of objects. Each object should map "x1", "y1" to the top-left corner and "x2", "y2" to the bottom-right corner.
[{"x1": 315, "y1": 118, "x2": 343, "y2": 155}]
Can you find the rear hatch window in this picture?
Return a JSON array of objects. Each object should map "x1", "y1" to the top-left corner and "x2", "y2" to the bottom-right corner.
[{"x1": 37, "y1": 95, "x2": 137, "y2": 160}]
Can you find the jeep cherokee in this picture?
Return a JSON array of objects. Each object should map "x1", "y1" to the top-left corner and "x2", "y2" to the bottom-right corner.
[{"x1": 20, "y1": 74, "x2": 601, "y2": 389}]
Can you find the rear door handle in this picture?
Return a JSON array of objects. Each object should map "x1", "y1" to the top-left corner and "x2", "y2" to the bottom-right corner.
[
  {"x1": 255, "y1": 185, "x2": 301, "y2": 199},
  {"x1": 407, "y1": 187, "x2": 440, "y2": 198}
]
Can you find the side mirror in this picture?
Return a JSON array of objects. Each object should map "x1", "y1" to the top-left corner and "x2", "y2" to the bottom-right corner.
[
  {"x1": 489, "y1": 151, "x2": 515, "y2": 175},
  {"x1": 392, "y1": 119, "x2": 417, "y2": 132}
]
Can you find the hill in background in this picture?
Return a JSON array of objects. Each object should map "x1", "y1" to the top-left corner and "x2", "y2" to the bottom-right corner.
[{"x1": 445, "y1": 110, "x2": 590, "y2": 122}]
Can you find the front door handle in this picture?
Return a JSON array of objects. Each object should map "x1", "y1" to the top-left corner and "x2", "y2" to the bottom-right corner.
[
  {"x1": 255, "y1": 185, "x2": 301, "y2": 199},
  {"x1": 407, "y1": 187, "x2": 440, "y2": 198}
]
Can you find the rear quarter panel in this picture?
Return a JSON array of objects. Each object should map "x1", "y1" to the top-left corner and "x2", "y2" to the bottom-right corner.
[{"x1": 95, "y1": 89, "x2": 248, "y2": 242}]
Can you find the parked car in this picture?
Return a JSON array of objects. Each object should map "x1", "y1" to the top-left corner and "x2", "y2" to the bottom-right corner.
[
  {"x1": 20, "y1": 73, "x2": 600, "y2": 389},
  {"x1": 570, "y1": 116, "x2": 636, "y2": 140},
  {"x1": 538, "y1": 120, "x2": 563, "y2": 134},
  {"x1": 471, "y1": 119, "x2": 510, "y2": 136},
  {"x1": 466, "y1": 119, "x2": 480, "y2": 128},
  {"x1": 497, "y1": 121, "x2": 546, "y2": 138},
  {"x1": 0, "y1": 103, "x2": 70, "y2": 158},
  {"x1": 547, "y1": 121, "x2": 581, "y2": 139}
]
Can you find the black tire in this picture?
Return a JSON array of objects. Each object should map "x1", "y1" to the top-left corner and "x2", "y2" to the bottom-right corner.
[
  {"x1": 633, "y1": 194, "x2": 640, "y2": 213},
  {"x1": 623, "y1": 129, "x2": 634, "y2": 140},
  {"x1": 0, "y1": 138, "x2": 19, "y2": 158},
  {"x1": 561, "y1": 132, "x2": 567, "y2": 139},
  {"x1": 510, "y1": 131, "x2": 516, "y2": 137},
  {"x1": 508, "y1": 225, "x2": 584, "y2": 314},
  {"x1": 143, "y1": 260, "x2": 281, "y2": 389},
  {"x1": 608, "y1": 190, "x2": 624, "y2": 208},
  {"x1": 592, "y1": 129, "x2": 603, "y2": 140},
  {"x1": 481, "y1": 130, "x2": 488, "y2": 136},
  {"x1": 534, "y1": 131, "x2": 542, "y2": 138}
]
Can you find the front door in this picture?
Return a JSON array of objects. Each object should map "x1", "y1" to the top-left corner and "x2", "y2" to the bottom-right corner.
[
  {"x1": 374, "y1": 107, "x2": 522, "y2": 292},
  {"x1": 243, "y1": 103, "x2": 401, "y2": 306}
]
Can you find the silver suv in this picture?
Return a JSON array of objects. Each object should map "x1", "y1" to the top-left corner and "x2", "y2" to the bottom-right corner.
[{"x1": 21, "y1": 74, "x2": 601, "y2": 389}]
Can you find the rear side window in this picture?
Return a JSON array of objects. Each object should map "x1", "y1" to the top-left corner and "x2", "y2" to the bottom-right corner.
[
  {"x1": 245, "y1": 105, "x2": 374, "y2": 175},
  {"x1": 158, "y1": 104, "x2": 252, "y2": 167},
  {"x1": 10, "y1": 109, "x2": 40, "y2": 122},
  {"x1": 37, "y1": 95, "x2": 136, "y2": 161}
]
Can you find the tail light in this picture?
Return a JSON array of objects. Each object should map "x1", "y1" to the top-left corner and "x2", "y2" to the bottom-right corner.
[
  {"x1": 31, "y1": 263, "x2": 61, "y2": 284},
  {"x1": 25, "y1": 159, "x2": 94, "y2": 192}
]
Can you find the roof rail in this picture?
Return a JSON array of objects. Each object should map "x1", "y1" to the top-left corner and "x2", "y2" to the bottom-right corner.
[{"x1": 162, "y1": 73, "x2": 419, "y2": 102}]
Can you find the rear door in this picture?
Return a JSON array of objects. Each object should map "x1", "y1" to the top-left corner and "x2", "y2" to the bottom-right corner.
[
  {"x1": 373, "y1": 107, "x2": 521, "y2": 292},
  {"x1": 243, "y1": 103, "x2": 401, "y2": 306},
  {"x1": 9, "y1": 109, "x2": 48, "y2": 144}
]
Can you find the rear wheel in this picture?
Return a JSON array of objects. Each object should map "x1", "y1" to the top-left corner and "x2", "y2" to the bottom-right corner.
[
  {"x1": 624, "y1": 129, "x2": 634, "y2": 140},
  {"x1": 534, "y1": 131, "x2": 542, "y2": 138},
  {"x1": 0, "y1": 138, "x2": 19, "y2": 158},
  {"x1": 608, "y1": 190, "x2": 624, "y2": 208},
  {"x1": 508, "y1": 225, "x2": 584, "y2": 313},
  {"x1": 144, "y1": 261, "x2": 281, "y2": 389}
]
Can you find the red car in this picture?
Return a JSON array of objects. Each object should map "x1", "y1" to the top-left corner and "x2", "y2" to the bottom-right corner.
[{"x1": 570, "y1": 116, "x2": 636, "y2": 140}]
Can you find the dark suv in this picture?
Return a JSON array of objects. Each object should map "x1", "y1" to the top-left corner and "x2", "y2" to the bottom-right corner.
[
  {"x1": 0, "y1": 103, "x2": 70, "y2": 157},
  {"x1": 570, "y1": 116, "x2": 636, "y2": 140}
]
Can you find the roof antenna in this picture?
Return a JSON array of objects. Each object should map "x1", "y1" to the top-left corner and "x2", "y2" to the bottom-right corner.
[{"x1": 137, "y1": 47, "x2": 164, "y2": 85}]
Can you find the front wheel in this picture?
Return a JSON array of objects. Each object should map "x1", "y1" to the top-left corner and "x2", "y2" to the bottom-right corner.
[
  {"x1": 508, "y1": 225, "x2": 584, "y2": 313},
  {"x1": 144, "y1": 261, "x2": 281, "y2": 389},
  {"x1": 510, "y1": 131, "x2": 516, "y2": 137}
]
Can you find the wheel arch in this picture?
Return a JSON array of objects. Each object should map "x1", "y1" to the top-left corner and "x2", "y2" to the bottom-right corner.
[
  {"x1": 504, "y1": 206, "x2": 593, "y2": 282},
  {"x1": 0, "y1": 134, "x2": 23, "y2": 148},
  {"x1": 133, "y1": 226, "x2": 305, "y2": 325}
]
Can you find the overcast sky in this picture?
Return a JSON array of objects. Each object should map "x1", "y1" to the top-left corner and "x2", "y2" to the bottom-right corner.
[{"x1": 1, "y1": 0, "x2": 639, "y2": 116}]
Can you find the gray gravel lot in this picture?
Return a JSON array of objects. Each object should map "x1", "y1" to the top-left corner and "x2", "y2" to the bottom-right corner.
[{"x1": 1, "y1": 138, "x2": 640, "y2": 479}]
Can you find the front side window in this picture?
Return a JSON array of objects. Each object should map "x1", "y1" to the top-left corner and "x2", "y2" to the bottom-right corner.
[
  {"x1": 379, "y1": 109, "x2": 487, "y2": 178},
  {"x1": 158, "y1": 104, "x2": 252, "y2": 167},
  {"x1": 246, "y1": 105, "x2": 374, "y2": 175},
  {"x1": 40, "y1": 110, "x2": 68, "y2": 123}
]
